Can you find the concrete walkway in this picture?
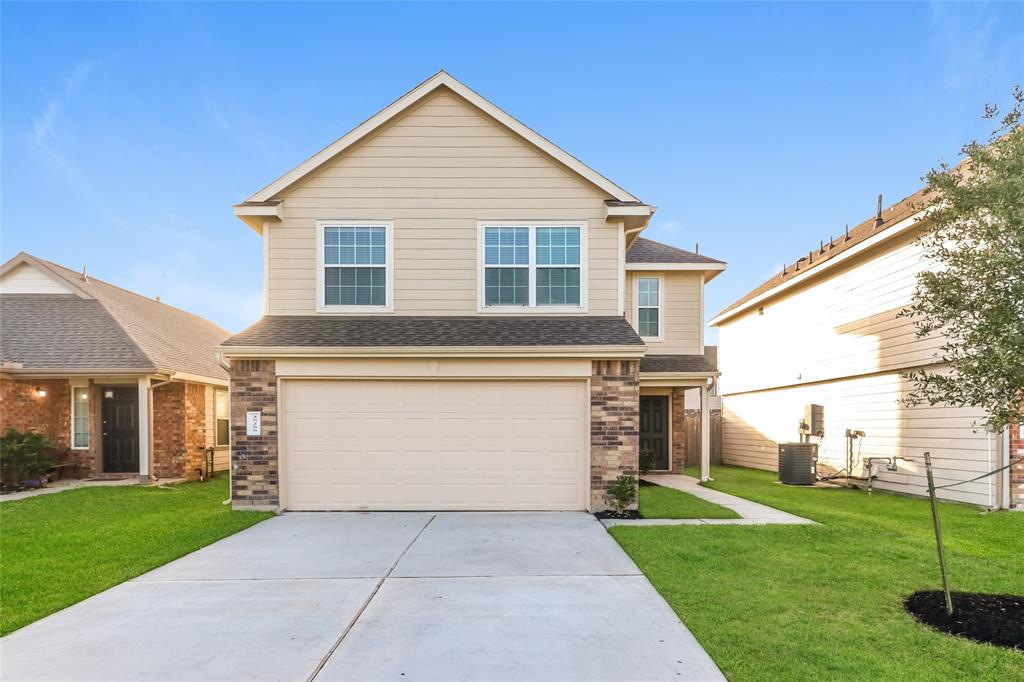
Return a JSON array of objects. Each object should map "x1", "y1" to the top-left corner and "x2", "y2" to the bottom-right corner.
[
  {"x1": 601, "y1": 474, "x2": 816, "y2": 527},
  {"x1": 0, "y1": 512, "x2": 724, "y2": 681},
  {"x1": 0, "y1": 477, "x2": 139, "y2": 503}
]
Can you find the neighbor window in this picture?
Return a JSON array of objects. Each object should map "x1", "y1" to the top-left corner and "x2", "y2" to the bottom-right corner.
[
  {"x1": 215, "y1": 390, "x2": 229, "y2": 447},
  {"x1": 321, "y1": 223, "x2": 390, "y2": 308},
  {"x1": 637, "y1": 277, "x2": 660, "y2": 338},
  {"x1": 71, "y1": 386, "x2": 89, "y2": 449},
  {"x1": 482, "y1": 224, "x2": 584, "y2": 308}
]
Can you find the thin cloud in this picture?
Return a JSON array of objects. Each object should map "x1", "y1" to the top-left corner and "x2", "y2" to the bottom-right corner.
[{"x1": 31, "y1": 60, "x2": 97, "y2": 142}]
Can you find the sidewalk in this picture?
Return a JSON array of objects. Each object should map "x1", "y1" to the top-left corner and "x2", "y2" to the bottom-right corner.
[
  {"x1": 601, "y1": 473, "x2": 816, "y2": 527},
  {"x1": 0, "y1": 477, "x2": 138, "y2": 503}
]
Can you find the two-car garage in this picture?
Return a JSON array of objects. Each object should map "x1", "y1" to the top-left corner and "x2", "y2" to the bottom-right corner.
[{"x1": 280, "y1": 378, "x2": 589, "y2": 511}]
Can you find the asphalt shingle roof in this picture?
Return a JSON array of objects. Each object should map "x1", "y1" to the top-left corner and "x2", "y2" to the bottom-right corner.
[
  {"x1": 0, "y1": 257, "x2": 230, "y2": 380},
  {"x1": 639, "y1": 350, "x2": 718, "y2": 374},
  {"x1": 223, "y1": 316, "x2": 644, "y2": 348},
  {"x1": 626, "y1": 237, "x2": 724, "y2": 265}
]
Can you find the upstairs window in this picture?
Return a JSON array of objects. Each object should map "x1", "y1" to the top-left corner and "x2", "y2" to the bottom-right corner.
[
  {"x1": 637, "y1": 276, "x2": 661, "y2": 339},
  {"x1": 481, "y1": 223, "x2": 585, "y2": 309},
  {"x1": 319, "y1": 222, "x2": 392, "y2": 311}
]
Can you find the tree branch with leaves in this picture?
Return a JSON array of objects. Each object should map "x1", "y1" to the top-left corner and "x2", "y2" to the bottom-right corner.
[{"x1": 900, "y1": 86, "x2": 1024, "y2": 431}]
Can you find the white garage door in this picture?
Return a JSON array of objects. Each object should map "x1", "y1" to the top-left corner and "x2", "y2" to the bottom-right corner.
[{"x1": 281, "y1": 379, "x2": 588, "y2": 511}]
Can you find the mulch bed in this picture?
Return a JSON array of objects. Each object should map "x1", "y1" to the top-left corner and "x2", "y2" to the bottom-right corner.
[
  {"x1": 904, "y1": 591, "x2": 1024, "y2": 650},
  {"x1": 593, "y1": 509, "x2": 642, "y2": 520}
]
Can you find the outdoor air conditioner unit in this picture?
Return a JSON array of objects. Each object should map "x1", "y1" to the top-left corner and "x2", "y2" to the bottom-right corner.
[{"x1": 778, "y1": 442, "x2": 818, "y2": 485}]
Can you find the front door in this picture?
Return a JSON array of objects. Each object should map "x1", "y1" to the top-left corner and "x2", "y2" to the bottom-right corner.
[
  {"x1": 639, "y1": 396, "x2": 669, "y2": 470},
  {"x1": 102, "y1": 387, "x2": 139, "y2": 473}
]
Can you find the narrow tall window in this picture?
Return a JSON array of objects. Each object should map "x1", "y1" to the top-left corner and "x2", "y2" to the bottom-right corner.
[
  {"x1": 72, "y1": 386, "x2": 89, "y2": 449},
  {"x1": 323, "y1": 225, "x2": 388, "y2": 307},
  {"x1": 215, "y1": 390, "x2": 229, "y2": 447},
  {"x1": 484, "y1": 226, "x2": 529, "y2": 306},
  {"x1": 637, "y1": 277, "x2": 660, "y2": 338}
]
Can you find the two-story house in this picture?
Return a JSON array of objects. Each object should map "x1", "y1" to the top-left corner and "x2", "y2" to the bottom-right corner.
[
  {"x1": 220, "y1": 72, "x2": 725, "y2": 512},
  {"x1": 710, "y1": 187, "x2": 1021, "y2": 510}
]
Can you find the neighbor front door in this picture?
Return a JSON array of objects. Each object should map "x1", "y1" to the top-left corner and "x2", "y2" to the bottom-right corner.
[
  {"x1": 102, "y1": 387, "x2": 139, "y2": 473},
  {"x1": 639, "y1": 396, "x2": 669, "y2": 470}
]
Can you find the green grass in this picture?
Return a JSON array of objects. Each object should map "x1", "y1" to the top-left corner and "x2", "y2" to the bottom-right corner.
[
  {"x1": 611, "y1": 465, "x2": 1024, "y2": 681},
  {"x1": 0, "y1": 476, "x2": 271, "y2": 635},
  {"x1": 639, "y1": 483, "x2": 740, "y2": 519}
]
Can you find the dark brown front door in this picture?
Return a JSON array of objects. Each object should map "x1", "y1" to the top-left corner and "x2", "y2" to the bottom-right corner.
[
  {"x1": 102, "y1": 387, "x2": 139, "y2": 473},
  {"x1": 640, "y1": 396, "x2": 669, "y2": 470}
]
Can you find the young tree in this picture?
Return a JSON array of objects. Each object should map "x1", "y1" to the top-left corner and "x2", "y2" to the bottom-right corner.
[{"x1": 901, "y1": 86, "x2": 1024, "y2": 431}]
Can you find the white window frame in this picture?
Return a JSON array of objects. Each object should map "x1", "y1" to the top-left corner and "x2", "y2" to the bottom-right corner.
[
  {"x1": 214, "y1": 389, "x2": 230, "y2": 447},
  {"x1": 635, "y1": 274, "x2": 664, "y2": 342},
  {"x1": 316, "y1": 220, "x2": 395, "y2": 314},
  {"x1": 70, "y1": 383, "x2": 89, "y2": 450},
  {"x1": 476, "y1": 221, "x2": 589, "y2": 314}
]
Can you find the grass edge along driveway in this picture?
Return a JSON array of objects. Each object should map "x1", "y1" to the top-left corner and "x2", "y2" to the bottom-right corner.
[
  {"x1": 611, "y1": 465, "x2": 1023, "y2": 681},
  {"x1": 0, "y1": 476, "x2": 271, "y2": 635}
]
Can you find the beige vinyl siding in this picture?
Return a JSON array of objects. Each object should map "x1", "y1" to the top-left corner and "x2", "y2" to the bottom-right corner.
[
  {"x1": 721, "y1": 372, "x2": 996, "y2": 506},
  {"x1": 624, "y1": 271, "x2": 703, "y2": 355},
  {"x1": 266, "y1": 89, "x2": 619, "y2": 316},
  {"x1": 0, "y1": 263, "x2": 76, "y2": 294},
  {"x1": 717, "y1": 231, "x2": 939, "y2": 396}
]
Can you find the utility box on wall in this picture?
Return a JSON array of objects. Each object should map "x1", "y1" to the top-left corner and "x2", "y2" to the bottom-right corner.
[{"x1": 803, "y1": 403, "x2": 825, "y2": 437}]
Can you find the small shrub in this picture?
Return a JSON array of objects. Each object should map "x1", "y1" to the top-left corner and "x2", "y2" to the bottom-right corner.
[
  {"x1": 607, "y1": 474, "x2": 638, "y2": 513},
  {"x1": 639, "y1": 448, "x2": 656, "y2": 477},
  {"x1": 0, "y1": 428, "x2": 57, "y2": 487}
]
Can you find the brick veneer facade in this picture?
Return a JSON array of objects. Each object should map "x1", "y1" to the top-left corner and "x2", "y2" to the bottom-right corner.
[
  {"x1": 671, "y1": 387, "x2": 687, "y2": 472},
  {"x1": 229, "y1": 360, "x2": 279, "y2": 509},
  {"x1": 590, "y1": 360, "x2": 640, "y2": 510},
  {"x1": 1010, "y1": 419, "x2": 1023, "y2": 508},
  {"x1": 1, "y1": 376, "x2": 217, "y2": 481}
]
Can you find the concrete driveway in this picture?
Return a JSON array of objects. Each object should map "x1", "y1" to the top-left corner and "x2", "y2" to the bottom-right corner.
[{"x1": 0, "y1": 513, "x2": 723, "y2": 681}]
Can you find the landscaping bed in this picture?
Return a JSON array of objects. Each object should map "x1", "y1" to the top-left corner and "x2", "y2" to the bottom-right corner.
[
  {"x1": 0, "y1": 476, "x2": 271, "y2": 635},
  {"x1": 610, "y1": 465, "x2": 1024, "y2": 680},
  {"x1": 905, "y1": 591, "x2": 1024, "y2": 651}
]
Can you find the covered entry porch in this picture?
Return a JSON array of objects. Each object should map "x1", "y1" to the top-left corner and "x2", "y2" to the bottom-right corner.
[{"x1": 638, "y1": 355, "x2": 720, "y2": 482}]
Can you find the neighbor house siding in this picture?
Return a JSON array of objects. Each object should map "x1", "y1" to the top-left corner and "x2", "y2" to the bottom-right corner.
[
  {"x1": 721, "y1": 373, "x2": 996, "y2": 506},
  {"x1": 717, "y1": 231, "x2": 937, "y2": 396},
  {"x1": 716, "y1": 227, "x2": 999, "y2": 507},
  {"x1": 624, "y1": 271, "x2": 702, "y2": 355},
  {"x1": 265, "y1": 88, "x2": 620, "y2": 316}
]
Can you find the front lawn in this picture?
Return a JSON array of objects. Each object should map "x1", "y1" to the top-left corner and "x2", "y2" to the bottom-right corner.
[
  {"x1": 0, "y1": 476, "x2": 271, "y2": 635},
  {"x1": 639, "y1": 483, "x2": 740, "y2": 519},
  {"x1": 611, "y1": 465, "x2": 1023, "y2": 680}
]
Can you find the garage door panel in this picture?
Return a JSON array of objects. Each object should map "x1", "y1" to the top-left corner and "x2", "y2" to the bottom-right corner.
[{"x1": 282, "y1": 379, "x2": 587, "y2": 511}]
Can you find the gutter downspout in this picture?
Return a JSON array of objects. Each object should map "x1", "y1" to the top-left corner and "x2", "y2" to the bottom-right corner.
[{"x1": 213, "y1": 351, "x2": 233, "y2": 506}]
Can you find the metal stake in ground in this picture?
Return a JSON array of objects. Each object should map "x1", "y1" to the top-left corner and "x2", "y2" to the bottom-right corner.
[{"x1": 923, "y1": 451, "x2": 954, "y2": 616}]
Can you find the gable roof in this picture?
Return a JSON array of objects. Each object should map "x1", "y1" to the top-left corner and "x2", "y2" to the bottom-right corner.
[
  {"x1": 0, "y1": 253, "x2": 230, "y2": 381},
  {"x1": 238, "y1": 71, "x2": 642, "y2": 207},
  {"x1": 709, "y1": 188, "x2": 928, "y2": 326},
  {"x1": 626, "y1": 237, "x2": 725, "y2": 265}
]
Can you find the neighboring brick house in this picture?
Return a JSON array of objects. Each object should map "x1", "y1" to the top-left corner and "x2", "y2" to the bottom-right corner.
[
  {"x1": 220, "y1": 72, "x2": 726, "y2": 512},
  {"x1": 0, "y1": 252, "x2": 232, "y2": 481}
]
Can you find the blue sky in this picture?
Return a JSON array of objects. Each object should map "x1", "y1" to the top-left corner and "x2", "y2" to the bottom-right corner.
[{"x1": 3, "y1": 2, "x2": 1022, "y2": 334}]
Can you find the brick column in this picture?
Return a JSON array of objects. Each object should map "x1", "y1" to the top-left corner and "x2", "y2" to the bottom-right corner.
[
  {"x1": 590, "y1": 360, "x2": 640, "y2": 510},
  {"x1": 1011, "y1": 420, "x2": 1023, "y2": 508},
  {"x1": 230, "y1": 360, "x2": 278, "y2": 510},
  {"x1": 152, "y1": 382, "x2": 186, "y2": 479},
  {"x1": 671, "y1": 387, "x2": 687, "y2": 472},
  {"x1": 183, "y1": 383, "x2": 207, "y2": 479}
]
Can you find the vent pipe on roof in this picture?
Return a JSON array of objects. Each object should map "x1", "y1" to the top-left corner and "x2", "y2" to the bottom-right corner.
[
  {"x1": 695, "y1": 242, "x2": 700, "y2": 254},
  {"x1": 81, "y1": 266, "x2": 89, "y2": 283},
  {"x1": 845, "y1": 224, "x2": 850, "y2": 241},
  {"x1": 874, "y1": 194, "x2": 884, "y2": 228}
]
